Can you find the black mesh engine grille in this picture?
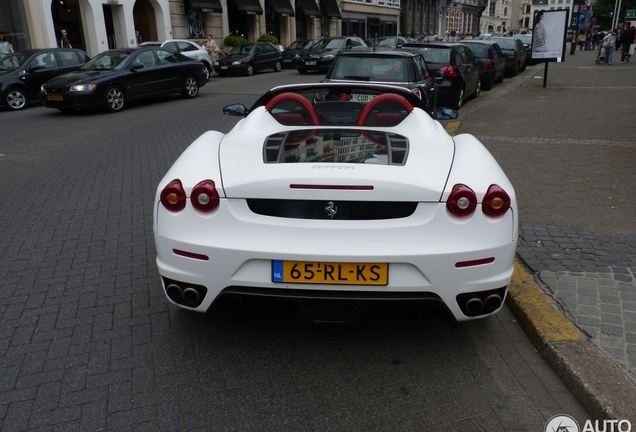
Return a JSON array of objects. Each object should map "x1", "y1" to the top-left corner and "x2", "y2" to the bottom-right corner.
[{"x1": 246, "y1": 199, "x2": 418, "y2": 220}]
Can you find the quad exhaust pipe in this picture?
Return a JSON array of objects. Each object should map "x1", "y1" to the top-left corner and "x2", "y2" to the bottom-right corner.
[
  {"x1": 458, "y1": 289, "x2": 505, "y2": 317},
  {"x1": 165, "y1": 281, "x2": 205, "y2": 307}
]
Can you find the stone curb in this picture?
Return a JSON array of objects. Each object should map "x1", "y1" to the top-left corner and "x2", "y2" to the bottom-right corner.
[{"x1": 507, "y1": 259, "x2": 636, "y2": 422}]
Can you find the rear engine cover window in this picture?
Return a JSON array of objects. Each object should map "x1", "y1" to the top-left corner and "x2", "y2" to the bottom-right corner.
[{"x1": 263, "y1": 129, "x2": 409, "y2": 165}]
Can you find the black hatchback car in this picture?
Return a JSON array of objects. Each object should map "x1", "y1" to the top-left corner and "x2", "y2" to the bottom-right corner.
[
  {"x1": 403, "y1": 42, "x2": 481, "y2": 110},
  {"x1": 213, "y1": 42, "x2": 282, "y2": 76},
  {"x1": 322, "y1": 49, "x2": 439, "y2": 116},
  {"x1": 491, "y1": 37, "x2": 527, "y2": 76},
  {"x1": 0, "y1": 48, "x2": 89, "y2": 111},
  {"x1": 462, "y1": 40, "x2": 505, "y2": 90},
  {"x1": 296, "y1": 36, "x2": 367, "y2": 73}
]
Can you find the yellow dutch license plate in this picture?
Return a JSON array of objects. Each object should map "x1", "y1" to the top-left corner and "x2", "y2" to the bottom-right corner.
[
  {"x1": 47, "y1": 95, "x2": 63, "y2": 101},
  {"x1": 272, "y1": 260, "x2": 388, "y2": 285}
]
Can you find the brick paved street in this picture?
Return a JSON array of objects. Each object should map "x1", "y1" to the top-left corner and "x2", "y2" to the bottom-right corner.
[{"x1": 0, "y1": 68, "x2": 593, "y2": 430}]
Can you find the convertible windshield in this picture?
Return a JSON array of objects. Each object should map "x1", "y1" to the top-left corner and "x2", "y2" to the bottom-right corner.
[
  {"x1": 0, "y1": 53, "x2": 27, "y2": 70},
  {"x1": 83, "y1": 51, "x2": 131, "y2": 70},
  {"x1": 330, "y1": 57, "x2": 410, "y2": 82}
]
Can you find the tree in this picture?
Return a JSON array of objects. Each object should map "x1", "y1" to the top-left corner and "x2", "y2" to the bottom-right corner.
[{"x1": 592, "y1": 0, "x2": 636, "y2": 29}]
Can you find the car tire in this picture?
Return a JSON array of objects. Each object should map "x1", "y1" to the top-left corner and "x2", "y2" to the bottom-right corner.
[
  {"x1": 274, "y1": 61, "x2": 282, "y2": 72},
  {"x1": 510, "y1": 64, "x2": 519, "y2": 76},
  {"x1": 103, "y1": 85, "x2": 125, "y2": 113},
  {"x1": 246, "y1": 64, "x2": 254, "y2": 76},
  {"x1": 474, "y1": 80, "x2": 481, "y2": 98},
  {"x1": 496, "y1": 72, "x2": 504, "y2": 83},
  {"x1": 297, "y1": 67, "x2": 307, "y2": 74},
  {"x1": 519, "y1": 61, "x2": 527, "y2": 72},
  {"x1": 204, "y1": 65, "x2": 211, "y2": 81},
  {"x1": 181, "y1": 76, "x2": 199, "y2": 98},
  {"x1": 453, "y1": 86, "x2": 465, "y2": 110},
  {"x1": 483, "y1": 76, "x2": 494, "y2": 91},
  {"x1": 4, "y1": 87, "x2": 27, "y2": 111}
]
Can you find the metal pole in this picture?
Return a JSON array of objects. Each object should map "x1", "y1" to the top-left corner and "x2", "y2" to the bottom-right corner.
[{"x1": 612, "y1": 0, "x2": 622, "y2": 29}]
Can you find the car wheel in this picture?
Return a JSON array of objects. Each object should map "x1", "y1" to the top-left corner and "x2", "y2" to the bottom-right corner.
[
  {"x1": 510, "y1": 64, "x2": 519, "y2": 76},
  {"x1": 496, "y1": 72, "x2": 504, "y2": 83},
  {"x1": 103, "y1": 85, "x2": 125, "y2": 112},
  {"x1": 181, "y1": 76, "x2": 199, "y2": 98},
  {"x1": 483, "y1": 76, "x2": 494, "y2": 91},
  {"x1": 519, "y1": 61, "x2": 527, "y2": 72},
  {"x1": 246, "y1": 64, "x2": 254, "y2": 76},
  {"x1": 474, "y1": 80, "x2": 481, "y2": 98},
  {"x1": 274, "y1": 61, "x2": 282, "y2": 72},
  {"x1": 453, "y1": 86, "x2": 465, "y2": 110},
  {"x1": 4, "y1": 87, "x2": 27, "y2": 111},
  {"x1": 297, "y1": 67, "x2": 307, "y2": 74},
  {"x1": 204, "y1": 65, "x2": 211, "y2": 81}
]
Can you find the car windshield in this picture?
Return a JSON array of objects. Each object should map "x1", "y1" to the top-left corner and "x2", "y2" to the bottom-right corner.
[
  {"x1": 330, "y1": 56, "x2": 410, "y2": 82},
  {"x1": 515, "y1": 35, "x2": 532, "y2": 44},
  {"x1": 287, "y1": 40, "x2": 315, "y2": 50},
  {"x1": 229, "y1": 44, "x2": 254, "y2": 55},
  {"x1": 313, "y1": 39, "x2": 345, "y2": 50},
  {"x1": 465, "y1": 44, "x2": 489, "y2": 57},
  {"x1": 375, "y1": 37, "x2": 396, "y2": 46},
  {"x1": 493, "y1": 38, "x2": 516, "y2": 49},
  {"x1": 0, "y1": 53, "x2": 28, "y2": 70},
  {"x1": 415, "y1": 47, "x2": 451, "y2": 64},
  {"x1": 83, "y1": 51, "x2": 131, "y2": 70}
]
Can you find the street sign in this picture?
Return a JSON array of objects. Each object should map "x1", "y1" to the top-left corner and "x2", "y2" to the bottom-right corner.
[
  {"x1": 626, "y1": 10, "x2": 636, "y2": 19},
  {"x1": 578, "y1": 11, "x2": 587, "y2": 25}
]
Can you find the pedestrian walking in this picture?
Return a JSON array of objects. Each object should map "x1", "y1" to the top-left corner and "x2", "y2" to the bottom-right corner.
[
  {"x1": 205, "y1": 33, "x2": 221, "y2": 62},
  {"x1": 577, "y1": 33, "x2": 586, "y2": 51},
  {"x1": 620, "y1": 22, "x2": 634, "y2": 63},
  {"x1": 602, "y1": 29, "x2": 617, "y2": 65}
]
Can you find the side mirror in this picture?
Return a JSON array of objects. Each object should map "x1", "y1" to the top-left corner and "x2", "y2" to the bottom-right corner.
[
  {"x1": 223, "y1": 103, "x2": 248, "y2": 117},
  {"x1": 131, "y1": 63, "x2": 144, "y2": 71},
  {"x1": 435, "y1": 107, "x2": 458, "y2": 121}
]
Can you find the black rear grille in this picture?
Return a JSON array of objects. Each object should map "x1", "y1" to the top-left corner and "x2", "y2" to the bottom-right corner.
[{"x1": 246, "y1": 199, "x2": 417, "y2": 220}]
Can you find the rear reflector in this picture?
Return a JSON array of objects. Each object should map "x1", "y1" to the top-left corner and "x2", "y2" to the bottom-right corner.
[
  {"x1": 173, "y1": 249, "x2": 209, "y2": 261},
  {"x1": 290, "y1": 184, "x2": 374, "y2": 190},
  {"x1": 455, "y1": 257, "x2": 495, "y2": 268}
]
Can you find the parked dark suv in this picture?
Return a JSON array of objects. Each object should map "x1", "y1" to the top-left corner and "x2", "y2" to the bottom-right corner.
[
  {"x1": 322, "y1": 49, "x2": 439, "y2": 116},
  {"x1": 0, "y1": 48, "x2": 89, "y2": 111},
  {"x1": 462, "y1": 40, "x2": 505, "y2": 90},
  {"x1": 296, "y1": 36, "x2": 367, "y2": 73},
  {"x1": 403, "y1": 42, "x2": 481, "y2": 110}
]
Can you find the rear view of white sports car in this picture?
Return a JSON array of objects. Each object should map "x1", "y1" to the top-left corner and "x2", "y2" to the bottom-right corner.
[{"x1": 153, "y1": 83, "x2": 518, "y2": 324}]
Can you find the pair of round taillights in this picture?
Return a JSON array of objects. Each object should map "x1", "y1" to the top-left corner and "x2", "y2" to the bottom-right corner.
[
  {"x1": 447, "y1": 184, "x2": 511, "y2": 217},
  {"x1": 160, "y1": 179, "x2": 220, "y2": 212}
]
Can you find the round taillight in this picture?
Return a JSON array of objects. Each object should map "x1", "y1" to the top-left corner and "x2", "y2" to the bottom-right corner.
[
  {"x1": 160, "y1": 179, "x2": 186, "y2": 212},
  {"x1": 482, "y1": 184, "x2": 511, "y2": 217},
  {"x1": 191, "y1": 180, "x2": 220, "y2": 212},
  {"x1": 447, "y1": 184, "x2": 477, "y2": 216}
]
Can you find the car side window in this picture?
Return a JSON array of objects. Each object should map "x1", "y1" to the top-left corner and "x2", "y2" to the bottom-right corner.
[
  {"x1": 164, "y1": 42, "x2": 179, "y2": 52},
  {"x1": 413, "y1": 56, "x2": 425, "y2": 81},
  {"x1": 265, "y1": 44, "x2": 277, "y2": 53},
  {"x1": 134, "y1": 51, "x2": 157, "y2": 68},
  {"x1": 346, "y1": 39, "x2": 352, "y2": 48},
  {"x1": 58, "y1": 50, "x2": 82, "y2": 66},
  {"x1": 33, "y1": 52, "x2": 57, "y2": 69},
  {"x1": 255, "y1": 44, "x2": 264, "y2": 55},
  {"x1": 157, "y1": 49, "x2": 180, "y2": 65},
  {"x1": 177, "y1": 41, "x2": 197, "y2": 53}
]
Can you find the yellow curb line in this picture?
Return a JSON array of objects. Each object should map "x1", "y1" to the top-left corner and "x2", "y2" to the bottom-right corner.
[{"x1": 507, "y1": 260, "x2": 584, "y2": 351}]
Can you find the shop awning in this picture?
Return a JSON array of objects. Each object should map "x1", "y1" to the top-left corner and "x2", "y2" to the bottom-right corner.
[
  {"x1": 188, "y1": 0, "x2": 223, "y2": 13},
  {"x1": 296, "y1": 0, "x2": 320, "y2": 17},
  {"x1": 269, "y1": 0, "x2": 295, "y2": 16},
  {"x1": 321, "y1": 0, "x2": 341, "y2": 18},
  {"x1": 231, "y1": 0, "x2": 264, "y2": 15}
]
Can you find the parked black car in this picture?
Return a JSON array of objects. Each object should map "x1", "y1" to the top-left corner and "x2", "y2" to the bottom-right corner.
[
  {"x1": 213, "y1": 42, "x2": 282, "y2": 76},
  {"x1": 296, "y1": 36, "x2": 367, "y2": 74},
  {"x1": 491, "y1": 37, "x2": 527, "y2": 76},
  {"x1": 462, "y1": 40, "x2": 505, "y2": 90},
  {"x1": 514, "y1": 34, "x2": 538, "y2": 65},
  {"x1": 322, "y1": 49, "x2": 439, "y2": 116},
  {"x1": 403, "y1": 42, "x2": 481, "y2": 110},
  {"x1": 0, "y1": 48, "x2": 89, "y2": 111},
  {"x1": 40, "y1": 47, "x2": 207, "y2": 113},
  {"x1": 367, "y1": 36, "x2": 408, "y2": 49},
  {"x1": 281, "y1": 39, "x2": 320, "y2": 68}
]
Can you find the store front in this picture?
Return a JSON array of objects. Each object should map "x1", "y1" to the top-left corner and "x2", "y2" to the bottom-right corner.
[{"x1": 1, "y1": 0, "x2": 31, "y2": 51}]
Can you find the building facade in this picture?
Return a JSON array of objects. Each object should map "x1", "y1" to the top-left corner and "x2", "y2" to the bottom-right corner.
[{"x1": 1, "y1": 0, "x2": 407, "y2": 57}]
